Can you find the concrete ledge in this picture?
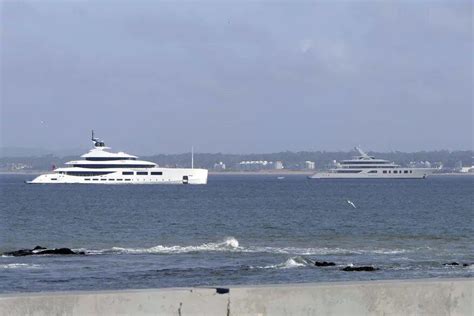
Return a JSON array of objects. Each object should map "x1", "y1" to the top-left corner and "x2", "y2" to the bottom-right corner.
[{"x1": 0, "y1": 278, "x2": 472, "y2": 315}]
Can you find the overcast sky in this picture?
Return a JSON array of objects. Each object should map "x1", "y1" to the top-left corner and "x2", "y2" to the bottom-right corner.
[{"x1": 1, "y1": 0, "x2": 472, "y2": 154}]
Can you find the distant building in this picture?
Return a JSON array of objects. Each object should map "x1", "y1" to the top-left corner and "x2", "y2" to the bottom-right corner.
[
  {"x1": 459, "y1": 157, "x2": 474, "y2": 173},
  {"x1": 304, "y1": 161, "x2": 315, "y2": 170},
  {"x1": 459, "y1": 166, "x2": 474, "y2": 173},
  {"x1": 213, "y1": 161, "x2": 226, "y2": 171},
  {"x1": 238, "y1": 160, "x2": 274, "y2": 171},
  {"x1": 274, "y1": 161, "x2": 284, "y2": 170},
  {"x1": 408, "y1": 161, "x2": 432, "y2": 168},
  {"x1": 6, "y1": 163, "x2": 32, "y2": 171}
]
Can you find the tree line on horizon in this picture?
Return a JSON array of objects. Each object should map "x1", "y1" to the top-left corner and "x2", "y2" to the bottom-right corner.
[{"x1": 0, "y1": 150, "x2": 472, "y2": 171}]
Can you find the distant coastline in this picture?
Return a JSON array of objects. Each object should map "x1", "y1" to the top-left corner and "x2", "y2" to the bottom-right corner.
[{"x1": 2, "y1": 170, "x2": 473, "y2": 177}]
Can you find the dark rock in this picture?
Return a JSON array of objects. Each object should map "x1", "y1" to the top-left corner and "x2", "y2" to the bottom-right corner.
[
  {"x1": 36, "y1": 248, "x2": 77, "y2": 255},
  {"x1": 4, "y1": 247, "x2": 84, "y2": 257},
  {"x1": 4, "y1": 249, "x2": 34, "y2": 257},
  {"x1": 342, "y1": 266, "x2": 379, "y2": 272},
  {"x1": 443, "y1": 262, "x2": 460, "y2": 266},
  {"x1": 314, "y1": 261, "x2": 336, "y2": 267},
  {"x1": 463, "y1": 264, "x2": 469, "y2": 267}
]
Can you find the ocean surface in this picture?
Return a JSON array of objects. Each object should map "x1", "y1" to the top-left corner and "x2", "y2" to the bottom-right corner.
[{"x1": 0, "y1": 174, "x2": 472, "y2": 293}]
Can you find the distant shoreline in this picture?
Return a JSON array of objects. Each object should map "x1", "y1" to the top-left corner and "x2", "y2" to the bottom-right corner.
[{"x1": 1, "y1": 170, "x2": 473, "y2": 177}]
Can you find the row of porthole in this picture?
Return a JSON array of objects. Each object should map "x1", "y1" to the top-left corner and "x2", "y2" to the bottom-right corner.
[
  {"x1": 82, "y1": 178, "x2": 171, "y2": 181},
  {"x1": 381, "y1": 170, "x2": 413, "y2": 174}
]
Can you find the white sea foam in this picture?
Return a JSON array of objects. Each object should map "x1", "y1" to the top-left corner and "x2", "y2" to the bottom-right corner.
[
  {"x1": 253, "y1": 256, "x2": 311, "y2": 270},
  {"x1": 82, "y1": 237, "x2": 242, "y2": 255},
  {"x1": 370, "y1": 249, "x2": 408, "y2": 255},
  {"x1": 76, "y1": 237, "x2": 413, "y2": 257},
  {"x1": 1, "y1": 263, "x2": 41, "y2": 269}
]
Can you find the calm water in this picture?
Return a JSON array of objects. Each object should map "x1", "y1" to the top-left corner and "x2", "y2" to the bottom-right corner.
[{"x1": 0, "y1": 174, "x2": 473, "y2": 293}]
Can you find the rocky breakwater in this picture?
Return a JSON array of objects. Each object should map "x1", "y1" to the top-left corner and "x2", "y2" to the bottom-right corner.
[{"x1": 2, "y1": 246, "x2": 85, "y2": 257}]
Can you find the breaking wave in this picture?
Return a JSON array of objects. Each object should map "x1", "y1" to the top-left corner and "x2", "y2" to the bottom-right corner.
[
  {"x1": 78, "y1": 237, "x2": 241, "y2": 255},
  {"x1": 251, "y1": 256, "x2": 312, "y2": 270},
  {"x1": 75, "y1": 237, "x2": 413, "y2": 256},
  {"x1": 1, "y1": 263, "x2": 41, "y2": 269}
]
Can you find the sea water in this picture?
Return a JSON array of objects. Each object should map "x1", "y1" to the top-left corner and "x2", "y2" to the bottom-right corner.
[{"x1": 0, "y1": 174, "x2": 472, "y2": 293}]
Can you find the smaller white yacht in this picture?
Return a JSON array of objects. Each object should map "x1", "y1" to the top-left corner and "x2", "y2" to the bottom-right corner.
[
  {"x1": 309, "y1": 147, "x2": 433, "y2": 179},
  {"x1": 27, "y1": 131, "x2": 208, "y2": 184}
]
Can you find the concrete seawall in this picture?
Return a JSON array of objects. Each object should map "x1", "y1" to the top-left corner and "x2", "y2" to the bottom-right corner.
[{"x1": 0, "y1": 278, "x2": 472, "y2": 315}]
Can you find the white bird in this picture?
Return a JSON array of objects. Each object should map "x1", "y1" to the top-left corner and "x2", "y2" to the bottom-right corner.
[{"x1": 347, "y1": 200, "x2": 356, "y2": 209}]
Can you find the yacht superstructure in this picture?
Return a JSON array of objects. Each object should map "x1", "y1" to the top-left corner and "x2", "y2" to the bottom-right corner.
[
  {"x1": 27, "y1": 132, "x2": 208, "y2": 184},
  {"x1": 309, "y1": 147, "x2": 433, "y2": 179}
]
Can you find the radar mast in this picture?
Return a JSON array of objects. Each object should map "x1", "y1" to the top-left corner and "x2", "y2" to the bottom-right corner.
[
  {"x1": 354, "y1": 146, "x2": 373, "y2": 159},
  {"x1": 91, "y1": 130, "x2": 106, "y2": 147}
]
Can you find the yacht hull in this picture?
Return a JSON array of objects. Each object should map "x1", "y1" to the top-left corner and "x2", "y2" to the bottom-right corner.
[
  {"x1": 27, "y1": 168, "x2": 208, "y2": 185},
  {"x1": 309, "y1": 169, "x2": 433, "y2": 179}
]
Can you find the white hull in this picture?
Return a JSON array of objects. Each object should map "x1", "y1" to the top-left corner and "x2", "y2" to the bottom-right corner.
[
  {"x1": 27, "y1": 168, "x2": 208, "y2": 185},
  {"x1": 309, "y1": 168, "x2": 433, "y2": 179}
]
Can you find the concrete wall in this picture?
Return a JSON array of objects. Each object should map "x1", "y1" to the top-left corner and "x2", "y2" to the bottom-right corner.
[{"x1": 0, "y1": 278, "x2": 472, "y2": 315}]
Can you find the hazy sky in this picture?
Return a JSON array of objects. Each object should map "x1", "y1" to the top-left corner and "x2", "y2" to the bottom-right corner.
[{"x1": 1, "y1": 0, "x2": 472, "y2": 154}]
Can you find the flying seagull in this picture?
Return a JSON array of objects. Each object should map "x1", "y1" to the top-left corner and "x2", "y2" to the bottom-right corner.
[{"x1": 347, "y1": 200, "x2": 356, "y2": 209}]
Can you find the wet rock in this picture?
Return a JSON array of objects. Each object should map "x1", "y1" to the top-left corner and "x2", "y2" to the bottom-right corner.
[
  {"x1": 342, "y1": 266, "x2": 379, "y2": 272},
  {"x1": 4, "y1": 249, "x2": 34, "y2": 257},
  {"x1": 443, "y1": 262, "x2": 471, "y2": 267},
  {"x1": 36, "y1": 248, "x2": 77, "y2": 255},
  {"x1": 3, "y1": 247, "x2": 84, "y2": 257},
  {"x1": 314, "y1": 261, "x2": 336, "y2": 267}
]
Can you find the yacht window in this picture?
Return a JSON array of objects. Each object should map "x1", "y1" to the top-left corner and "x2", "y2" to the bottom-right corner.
[
  {"x1": 389, "y1": 171, "x2": 391, "y2": 173},
  {"x1": 383, "y1": 170, "x2": 387, "y2": 174},
  {"x1": 125, "y1": 179, "x2": 131, "y2": 181},
  {"x1": 117, "y1": 179, "x2": 123, "y2": 181},
  {"x1": 404, "y1": 170, "x2": 408, "y2": 174},
  {"x1": 93, "y1": 179, "x2": 99, "y2": 181},
  {"x1": 336, "y1": 170, "x2": 362, "y2": 173},
  {"x1": 410, "y1": 170, "x2": 412, "y2": 173},
  {"x1": 85, "y1": 179, "x2": 90, "y2": 181},
  {"x1": 394, "y1": 170, "x2": 398, "y2": 174},
  {"x1": 368, "y1": 170, "x2": 377, "y2": 173},
  {"x1": 122, "y1": 172, "x2": 133, "y2": 175},
  {"x1": 108, "y1": 179, "x2": 114, "y2": 181},
  {"x1": 341, "y1": 161, "x2": 389, "y2": 165},
  {"x1": 73, "y1": 164, "x2": 154, "y2": 169},
  {"x1": 101, "y1": 179, "x2": 106, "y2": 181},
  {"x1": 151, "y1": 172, "x2": 163, "y2": 175},
  {"x1": 51, "y1": 178, "x2": 57, "y2": 181},
  {"x1": 137, "y1": 172, "x2": 148, "y2": 175},
  {"x1": 66, "y1": 171, "x2": 114, "y2": 177},
  {"x1": 85, "y1": 157, "x2": 137, "y2": 161}
]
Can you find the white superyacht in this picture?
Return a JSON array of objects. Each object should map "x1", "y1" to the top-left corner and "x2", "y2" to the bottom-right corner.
[
  {"x1": 27, "y1": 132, "x2": 208, "y2": 184},
  {"x1": 309, "y1": 147, "x2": 433, "y2": 179}
]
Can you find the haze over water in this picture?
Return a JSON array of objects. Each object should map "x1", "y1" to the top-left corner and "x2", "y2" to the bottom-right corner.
[
  {"x1": 1, "y1": 1, "x2": 472, "y2": 153},
  {"x1": 1, "y1": 174, "x2": 472, "y2": 293}
]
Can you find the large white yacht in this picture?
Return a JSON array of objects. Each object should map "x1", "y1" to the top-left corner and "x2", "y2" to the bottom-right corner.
[
  {"x1": 309, "y1": 147, "x2": 433, "y2": 179},
  {"x1": 27, "y1": 132, "x2": 208, "y2": 184}
]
